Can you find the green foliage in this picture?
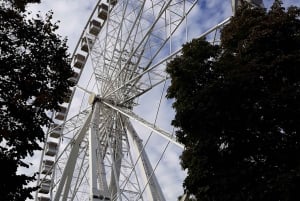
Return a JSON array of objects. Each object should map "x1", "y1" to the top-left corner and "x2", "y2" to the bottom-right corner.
[
  {"x1": 167, "y1": 1, "x2": 300, "y2": 201},
  {"x1": 0, "y1": 2, "x2": 73, "y2": 200}
]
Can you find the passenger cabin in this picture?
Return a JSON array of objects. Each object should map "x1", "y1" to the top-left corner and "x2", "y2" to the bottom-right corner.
[
  {"x1": 50, "y1": 129, "x2": 61, "y2": 138},
  {"x1": 38, "y1": 196, "x2": 50, "y2": 201},
  {"x1": 108, "y1": 0, "x2": 117, "y2": 6},
  {"x1": 73, "y1": 53, "x2": 86, "y2": 69},
  {"x1": 38, "y1": 179, "x2": 51, "y2": 194},
  {"x1": 81, "y1": 37, "x2": 93, "y2": 53},
  {"x1": 63, "y1": 88, "x2": 73, "y2": 103},
  {"x1": 55, "y1": 105, "x2": 67, "y2": 121},
  {"x1": 41, "y1": 160, "x2": 54, "y2": 174},
  {"x1": 89, "y1": 19, "x2": 101, "y2": 36},
  {"x1": 45, "y1": 141, "x2": 58, "y2": 156},
  {"x1": 50, "y1": 124, "x2": 62, "y2": 138},
  {"x1": 98, "y1": 3, "x2": 109, "y2": 20}
]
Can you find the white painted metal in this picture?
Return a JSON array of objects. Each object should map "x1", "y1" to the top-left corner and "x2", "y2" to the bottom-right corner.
[
  {"x1": 126, "y1": 120, "x2": 166, "y2": 201},
  {"x1": 103, "y1": 100, "x2": 183, "y2": 149},
  {"x1": 53, "y1": 110, "x2": 92, "y2": 201},
  {"x1": 89, "y1": 101, "x2": 110, "y2": 201},
  {"x1": 36, "y1": 0, "x2": 240, "y2": 201}
]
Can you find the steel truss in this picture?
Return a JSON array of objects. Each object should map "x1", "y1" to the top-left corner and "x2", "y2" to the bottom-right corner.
[{"x1": 34, "y1": 0, "x2": 257, "y2": 201}]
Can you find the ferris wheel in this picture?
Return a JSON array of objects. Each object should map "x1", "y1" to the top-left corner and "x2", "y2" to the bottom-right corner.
[{"x1": 34, "y1": 0, "x2": 240, "y2": 201}]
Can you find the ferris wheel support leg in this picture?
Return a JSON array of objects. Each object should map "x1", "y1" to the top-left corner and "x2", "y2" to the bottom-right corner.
[
  {"x1": 126, "y1": 119, "x2": 166, "y2": 201},
  {"x1": 54, "y1": 110, "x2": 93, "y2": 201},
  {"x1": 89, "y1": 101, "x2": 110, "y2": 200},
  {"x1": 108, "y1": 128, "x2": 122, "y2": 201}
]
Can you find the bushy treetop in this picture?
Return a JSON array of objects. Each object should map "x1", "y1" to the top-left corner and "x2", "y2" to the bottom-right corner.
[
  {"x1": 167, "y1": 1, "x2": 300, "y2": 200},
  {"x1": 0, "y1": 1, "x2": 74, "y2": 200}
]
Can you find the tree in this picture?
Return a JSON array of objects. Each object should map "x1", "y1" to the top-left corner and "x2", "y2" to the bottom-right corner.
[
  {"x1": 0, "y1": 1, "x2": 73, "y2": 200},
  {"x1": 2, "y1": 0, "x2": 41, "y2": 11},
  {"x1": 166, "y1": 1, "x2": 300, "y2": 200}
]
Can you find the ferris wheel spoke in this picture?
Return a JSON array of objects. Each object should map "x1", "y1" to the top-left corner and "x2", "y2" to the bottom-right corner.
[
  {"x1": 104, "y1": 47, "x2": 180, "y2": 103},
  {"x1": 97, "y1": 0, "x2": 149, "y2": 95},
  {"x1": 93, "y1": 0, "x2": 198, "y2": 99},
  {"x1": 104, "y1": 16, "x2": 229, "y2": 104},
  {"x1": 99, "y1": 2, "x2": 169, "y2": 88},
  {"x1": 102, "y1": 100, "x2": 183, "y2": 149},
  {"x1": 102, "y1": 0, "x2": 147, "y2": 83}
]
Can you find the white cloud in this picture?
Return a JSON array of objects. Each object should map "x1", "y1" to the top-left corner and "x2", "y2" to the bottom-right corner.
[{"x1": 27, "y1": 0, "x2": 95, "y2": 53}]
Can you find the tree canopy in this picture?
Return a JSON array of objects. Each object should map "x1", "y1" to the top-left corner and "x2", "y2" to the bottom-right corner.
[
  {"x1": 2, "y1": 0, "x2": 41, "y2": 11},
  {"x1": 0, "y1": 1, "x2": 73, "y2": 200},
  {"x1": 167, "y1": 1, "x2": 300, "y2": 201}
]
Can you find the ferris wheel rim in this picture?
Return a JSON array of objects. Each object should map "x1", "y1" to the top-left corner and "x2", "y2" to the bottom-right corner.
[{"x1": 35, "y1": 0, "x2": 235, "y2": 201}]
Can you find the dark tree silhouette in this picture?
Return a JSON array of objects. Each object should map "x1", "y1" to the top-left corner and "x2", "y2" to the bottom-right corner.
[
  {"x1": 0, "y1": 1, "x2": 73, "y2": 200},
  {"x1": 167, "y1": 1, "x2": 300, "y2": 201},
  {"x1": 2, "y1": 0, "x2": 41, "y2": 11}
]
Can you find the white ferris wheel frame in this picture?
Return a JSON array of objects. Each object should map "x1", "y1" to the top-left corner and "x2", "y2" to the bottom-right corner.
[{"x1": 34, "y1": 0, "x2": 263, "y2": 201}]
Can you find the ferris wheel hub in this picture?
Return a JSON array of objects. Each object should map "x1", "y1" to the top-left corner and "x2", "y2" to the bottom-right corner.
[{"x1": 89, "y1": 93, "x2": 129, "y2": 109}]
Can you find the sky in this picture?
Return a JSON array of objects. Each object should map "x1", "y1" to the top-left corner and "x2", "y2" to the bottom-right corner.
[{"x1": 25, "y1": 0, "x2": 300, "y2": 201}]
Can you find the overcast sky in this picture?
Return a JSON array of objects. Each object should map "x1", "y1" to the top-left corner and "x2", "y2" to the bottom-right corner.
[{"x1": 25, "y1": 0, "x2": 300, "y2": 200}]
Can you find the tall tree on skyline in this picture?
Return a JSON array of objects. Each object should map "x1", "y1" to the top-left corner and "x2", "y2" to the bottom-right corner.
[
  {"x1": 167, "y1": 1, "x2": 300, "y2": 200},
  {"x1": 0, "y1": 1, "x2": 73, "y2": 200}
]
